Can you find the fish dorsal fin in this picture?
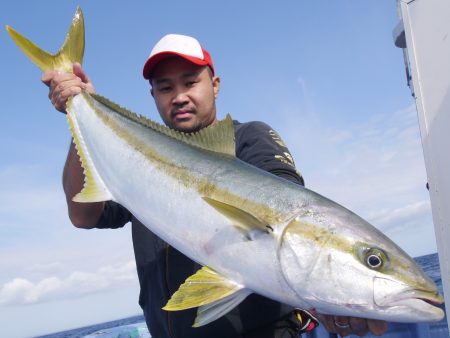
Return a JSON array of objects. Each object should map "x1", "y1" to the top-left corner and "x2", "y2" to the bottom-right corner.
[
  {"x1": 163, "y1": 266, "x2": 245, "y2": 312},
  {"x1": 6, "y1": 7, "x2": 84, "y2": 73},
  {"x1": 91, "y1": 93, "x2": 236, "y2": 157},
  {"x1": 67, "y1": 98, "x2": 112, "y2": 203},
  {"x1": 203, "y1": 197, "x2": 272, "y2": 239}
]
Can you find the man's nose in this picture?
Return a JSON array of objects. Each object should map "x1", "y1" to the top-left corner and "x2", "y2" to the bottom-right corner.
[{"x1": 172, "y1": 89, "x2": 189, "y2": 105}]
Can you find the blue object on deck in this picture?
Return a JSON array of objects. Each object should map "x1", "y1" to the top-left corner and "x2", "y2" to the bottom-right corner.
[{"x1": 83, "y1": 321, "x2": 150, "y2": 338}]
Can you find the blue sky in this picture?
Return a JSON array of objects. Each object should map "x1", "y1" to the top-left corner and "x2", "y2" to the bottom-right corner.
[{"x1": 0, "y1": 1, "x2": 437, "y2": 337}]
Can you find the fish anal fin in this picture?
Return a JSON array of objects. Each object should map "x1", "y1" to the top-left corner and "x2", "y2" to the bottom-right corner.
[
  {"x1": 193, "y1": 288, "x2": 252, "y2": 327},
  {"x1": 163, "y1": 266, "x2": 244, "y2": 312},
  {"x1": 202, "y1": 197, "x2": 270, "y2": 237}
]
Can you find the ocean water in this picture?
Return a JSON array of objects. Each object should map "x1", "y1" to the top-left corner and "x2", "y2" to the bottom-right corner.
[
  {"x1": 36, "y1": 315, "x2": 146, "y2": 338},
  {"x1": 37, "y1": 253, "x2": 447, "y2": 338}
]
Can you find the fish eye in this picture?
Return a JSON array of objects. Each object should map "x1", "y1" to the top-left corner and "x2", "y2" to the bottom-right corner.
[
  {"x1": 354, "y1": 243, "x2": 388, "y2": 271},
  {"x1": 367, "y1": 254, "x2": 382, "y2": 268},
  {"x1": 364, "y1": 248, "x2": 387, "y2": 270}
]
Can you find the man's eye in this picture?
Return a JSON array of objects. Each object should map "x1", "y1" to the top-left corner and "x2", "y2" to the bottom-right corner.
[
  {"x1": 186, "y1": 81, "x2": 196, "y2": 87},
  {"x1": 159, "y1": 86, "x2": 171, "y2": 92}
]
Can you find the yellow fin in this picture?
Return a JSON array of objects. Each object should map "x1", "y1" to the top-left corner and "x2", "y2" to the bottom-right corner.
[
  {"x1": 163, "y1": 266, "x2": 243, "y2": 311},
  {"x1": 203, "y1": 197, "x2": 270, "y2": 236},
  {"x1": 6, "y1": 7, "x2": 84, "y2": 72},
  {"x1": 189, "y1": 113, "x2": 235, "y2": 156},
  {"x1": 92, "y1": 94, "x2": 236, "y2": 156},
  {"x1": 67, "y1": 98, "x2": 112, "y2": 203},
  {"x1": 193, "y1": 288, "x2": 252, "y2": 327}
]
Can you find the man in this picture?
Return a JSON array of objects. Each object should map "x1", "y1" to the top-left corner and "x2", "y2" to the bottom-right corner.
[{"x1": 42, "y1": 34, "x2": 387, "y2": 337}]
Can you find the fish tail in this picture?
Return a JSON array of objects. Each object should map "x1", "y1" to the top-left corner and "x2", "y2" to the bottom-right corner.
[{"x1": 6, "y1": 7, "x2": 84, "y2": 73}]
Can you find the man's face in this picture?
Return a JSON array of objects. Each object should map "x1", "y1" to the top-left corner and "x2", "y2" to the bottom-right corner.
[{"x1": 150, "y1": 57, "x2": 220, "y2": 133}]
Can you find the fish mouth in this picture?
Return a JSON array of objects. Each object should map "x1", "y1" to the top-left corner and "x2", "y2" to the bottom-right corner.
[
  {"x1": 391, "y1": 289, "x2": 444, "y2": 306},
  {"x1": 385, "y1": 291, "x2": 445, "y2": 321},
  {"x1": 373, "y1": 277, "x2": 444, "y2": 321}
]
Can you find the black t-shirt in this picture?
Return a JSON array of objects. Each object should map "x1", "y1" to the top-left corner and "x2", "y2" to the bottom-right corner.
[{"x1": 96, "y1": 120, "x2": 304, "y2": 338}]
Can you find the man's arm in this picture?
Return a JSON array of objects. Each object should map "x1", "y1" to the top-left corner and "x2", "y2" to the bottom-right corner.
[
  {"x1": 42, "y1": 63, "x2": 104, "y2": 228},
  {"x1": 234, "y1": 121, "x2": 303, "y2": 185}
]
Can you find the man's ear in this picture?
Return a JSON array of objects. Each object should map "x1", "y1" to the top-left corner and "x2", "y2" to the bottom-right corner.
[
  {"x1": 212, "y1": 76, "x2": 220, "y2": 98},
  {"x1": 149, "y1": 79, "x2": 154, "y2": 97}
]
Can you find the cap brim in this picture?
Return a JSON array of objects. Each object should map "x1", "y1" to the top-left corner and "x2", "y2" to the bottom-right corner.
[{"x1": 143, "y1": 52, "x2": 209, "y2": 80}]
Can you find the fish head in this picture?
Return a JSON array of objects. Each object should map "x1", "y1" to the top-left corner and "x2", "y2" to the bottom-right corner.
[{"x1": 278, "y1": 203, "x2": 444, "y2": 322}]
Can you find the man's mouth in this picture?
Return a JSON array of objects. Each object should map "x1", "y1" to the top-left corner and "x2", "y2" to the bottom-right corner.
[{"x1": 172, "y1": 109, "x2": 194, "y2": 120}]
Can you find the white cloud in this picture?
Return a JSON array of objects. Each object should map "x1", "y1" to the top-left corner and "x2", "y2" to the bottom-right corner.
[
  {"x1": 367, "y1": 200, "x2": 431, "y2": 231},
  {"x1": 276, "y1": 100, "x2": 436, "y2": 256},
  {"x1": 281, "y1": 103, "x2": 427, "y2": 200},
  {"x1": 0, "y1": 261, "x2": 137, "y2": 305}
]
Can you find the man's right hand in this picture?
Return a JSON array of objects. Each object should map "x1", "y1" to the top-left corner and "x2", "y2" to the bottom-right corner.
[{"x1": 41, "y1": 62, "x2": 95, "y2": 113}]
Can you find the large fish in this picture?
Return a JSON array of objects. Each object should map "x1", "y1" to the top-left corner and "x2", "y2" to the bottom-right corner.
[{"x1": 6, "y1": 7, "x2": 444, "y2": 327}]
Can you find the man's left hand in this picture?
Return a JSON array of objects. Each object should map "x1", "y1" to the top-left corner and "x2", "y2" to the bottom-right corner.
[{"x1": 314, "y1": 313, "x2": 387, "y2": 337}]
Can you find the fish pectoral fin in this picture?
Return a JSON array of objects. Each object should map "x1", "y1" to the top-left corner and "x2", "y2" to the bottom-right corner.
[
  {"x1": 67, "y1": 108, "x2": 112, "y2": 203},
  {"x1": 194, "y1": 288, "x2": 252, "y2": 327},
  {"x1": 203, "y1": 197, "x2": 271, "y2": 237},
  {"x1": 163, "y1": 266, "x2": 251, "y2": 326},
  {"x1": 6, "y1": 7, "x2": 84, "y2": 73},
  {"x1": 163, "y1": 266, "x2": 248, "y2": 320}
]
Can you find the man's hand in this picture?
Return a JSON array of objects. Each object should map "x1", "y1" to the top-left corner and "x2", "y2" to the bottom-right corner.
[
  {"x1": 314, "y1": 313, "x2": 387, "y2": 337},
  {"x1": 41, "y1": 63, "x2": 95, "y2": 113}
]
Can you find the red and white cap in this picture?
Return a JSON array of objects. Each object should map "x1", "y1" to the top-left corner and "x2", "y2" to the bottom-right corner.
[{"x1": 143, "y1": 34, "x2": 214, "y2": 79}]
